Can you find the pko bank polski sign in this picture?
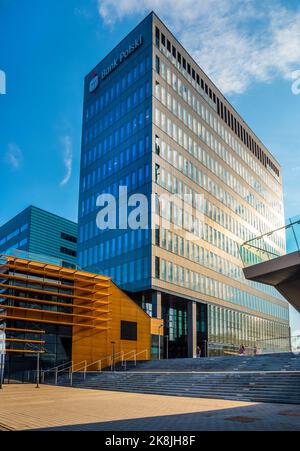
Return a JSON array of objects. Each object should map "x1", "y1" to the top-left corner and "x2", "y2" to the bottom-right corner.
[{"x1": 89, "y1": 35, "x2": 143, "y2": 93}]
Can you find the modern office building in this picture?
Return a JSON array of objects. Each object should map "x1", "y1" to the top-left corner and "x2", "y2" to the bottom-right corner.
[
  {"x1": 78, "y1": 12, "x2": 290, "y2": 358},
  {"x1": 0, "y1": 251, "x2": 160, "y2": 382},
  {"x1": 0, "y1": 206, "x2": 78, "y2": 268}
]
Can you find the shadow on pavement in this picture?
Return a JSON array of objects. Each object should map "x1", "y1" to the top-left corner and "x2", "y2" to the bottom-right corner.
[{"x1": 29, "y1": 403, "x2": 300, "y2": 431}]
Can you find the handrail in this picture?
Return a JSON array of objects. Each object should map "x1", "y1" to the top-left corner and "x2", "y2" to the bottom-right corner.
[
  {"x1": 121, "y1": 350, "x2": 136, "y2": 367},
  {"x1": 108, "y1": 351, "x2": 124, "y2": 369},
  {"x1": 135, "y1": 349, "x2": 148, "y2": 360},
  {"x1": 42, "y1": 360, "x2": 73, "y2": 375},
  {"x1": 124, "y1": 349, "x2": 148, "y2": 371},
  {"x1": 41, "y1": 360, "x2": 74, "y2": 384},
  {"x1": 69, "y1": 360, "x2": 87, "y2": 386},
  {"x1": 60, "y1": 360, "x2": 87, "y2": 375}
]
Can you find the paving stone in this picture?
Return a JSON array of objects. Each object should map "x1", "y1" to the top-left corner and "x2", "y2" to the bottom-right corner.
[{"x1": 0, "y1": 384, "x2": 300, "y2": 431}]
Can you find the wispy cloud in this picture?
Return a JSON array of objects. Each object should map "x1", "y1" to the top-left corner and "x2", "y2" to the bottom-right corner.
[
  {"x1": 97, "y1": 0, "x2": 300, "y2": 95},
  {"x1": 5, "y1": 143, "x2": 23, "y2": 170},
  {"x1": 74, "y1": 6, "x2": 93, "y2": 20},
  {"x1": 60, "y1": 135, "x2": 73, "y2": 187}
]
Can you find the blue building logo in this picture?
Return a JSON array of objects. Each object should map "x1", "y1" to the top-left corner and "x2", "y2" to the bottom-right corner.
[{"x1": 89, "y1": 73, "x2": 99, "y2": 93}]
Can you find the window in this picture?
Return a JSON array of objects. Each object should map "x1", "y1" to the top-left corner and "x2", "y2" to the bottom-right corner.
[
  {"x1": 155, "y1": 228, "x2": 160, "y2": 246},
  {"x1": 61, "y1": 232, "x2": 77, "y2": 243},
  {"x1": 121, "y1": 321, "x2": 137, "y2": 341},
  {"x1": 155, "y1": 26, "x2": 160, "y2": 47},
  {"x1": 155, "y1": 135, "x2": 160, "y2": 155},
  {"x1": 155, "y1": 164, "x2": 160, "y2": 183},
  {"x1": 60, "y1": 247, "x2": 77, "y2": 257},
  {"x1": 155, "y1": 55, "x2": 160, "y2": 75},
  {"x1": 155, "y1": 256, "x2": 160, "y2": 279}
]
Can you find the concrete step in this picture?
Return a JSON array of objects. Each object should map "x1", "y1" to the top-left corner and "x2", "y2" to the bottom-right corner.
[{"x1": 48, "y1": 352, "x2": 300, "y2": 405}]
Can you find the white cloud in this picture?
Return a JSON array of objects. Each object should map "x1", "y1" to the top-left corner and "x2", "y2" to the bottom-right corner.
[
  {"x1": 97, "y1": 0, "x2": 300, "y2": 95},
  {"x1": 5, "y1": 143, "x2": 23, "y2": 170},
  {"x1": 60, "y1": 135, "x2": 73, "y2": 187}
]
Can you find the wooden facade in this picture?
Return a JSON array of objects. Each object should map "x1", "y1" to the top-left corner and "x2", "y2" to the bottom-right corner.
[{"x1": 0, "y1": 255, "x2": 161, "y2": 371}]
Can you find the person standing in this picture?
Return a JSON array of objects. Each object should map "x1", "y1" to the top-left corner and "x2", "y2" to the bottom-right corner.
[
  {"x1": 239, "y1": 344, "x2": 245, "y2": 356},
  {"x1": 196, "y1": 346, "x2": 201, "y2": 358}
]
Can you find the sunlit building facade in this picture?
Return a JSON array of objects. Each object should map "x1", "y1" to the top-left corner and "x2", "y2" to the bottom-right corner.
[{"x1": 78, "y1": 12, "x2": 290, "y2": 358}]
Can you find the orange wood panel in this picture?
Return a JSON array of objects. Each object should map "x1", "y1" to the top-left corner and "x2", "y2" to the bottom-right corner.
[
  {"x1": 72, "y1": 282, "x2": 152, "y2": 369},
  {"x1": 151, "y1": 318, "x2": 164, "y2": 336}
]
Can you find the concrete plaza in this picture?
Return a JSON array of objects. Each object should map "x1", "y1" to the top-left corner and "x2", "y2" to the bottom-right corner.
[{"x1": 0, "y1": 384, "x2": 300, "y2": 431}]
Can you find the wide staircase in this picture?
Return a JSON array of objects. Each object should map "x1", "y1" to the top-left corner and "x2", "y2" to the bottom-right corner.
[{"x1": 52, "y1": 353, "x2": 300, "y2": 405}]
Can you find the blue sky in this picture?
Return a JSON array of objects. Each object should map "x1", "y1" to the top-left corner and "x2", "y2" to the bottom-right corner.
[{"x1": 1, "y1": 0, "x2": 300, "y2": 333}]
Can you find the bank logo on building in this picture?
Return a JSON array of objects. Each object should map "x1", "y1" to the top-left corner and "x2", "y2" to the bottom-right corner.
[
  {"x1": 89, "y1": 73, "x2": 99, "y2": 93},
  {"x1": 88, "y1": 36, "x2": 143, "y2": 95}
]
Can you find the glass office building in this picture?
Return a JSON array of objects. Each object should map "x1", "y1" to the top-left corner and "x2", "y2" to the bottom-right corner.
[
  {"x1": 0, "y1": 206, "x2": 78, "y2": 268},
  {"x1": 78, "y1": 12, "x2": 290, "y2": 358}
]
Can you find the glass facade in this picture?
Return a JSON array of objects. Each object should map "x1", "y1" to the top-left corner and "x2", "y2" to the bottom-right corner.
[
  {"x1": 78, "y1": 13, "x2": 290, "y2": 357},
  {"x1": 0, "y1": 206, "x2": 78, "y2": 268},
  {"x1": 78, "y1": 16, "x2": 153, "y2": 292}
]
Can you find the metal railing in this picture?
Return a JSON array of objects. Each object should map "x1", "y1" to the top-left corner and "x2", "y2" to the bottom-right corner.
[
  {"x1": 108, "y1": 351, "x2": 124, "y2": 371},
  {"x1": 40, "y1": 348, "x2": 151, "y2": 386},
  {"x1": 41, "y1": 360, "x2": 73, "y2": 384},
  {"x1": 123, "y1": 349, "x2": 148, "y2": 371},
  {"x1": 240, "y1": 215, "x2": 300, "y2": 268}
]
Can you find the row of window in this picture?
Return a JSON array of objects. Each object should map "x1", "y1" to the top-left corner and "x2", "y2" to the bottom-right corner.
[
  {"x1": 154, "y1": 108, "x2": 282, "y2": 230},
  {"x1": 155, "y1": 27, "x2": 280, "y2": 177},
  {"x1": 155, "y1": 135, "x2": 284, "y2": 251},
  {"x1": 157, "y1": 257, "x2": 288, "y2": 320},
  {"x1": 80, "y1": 163, "x2": 150, "y2": 218},
  {"x1": 157, "y1": 197, "x2": 239, "y2": 259},
  {"x1": 12, "y1": 271, "x2": 74, "y2": 287},
  {"x1": 61, "y1": 232, "x2": 77, "y2": 244},
  {"x1": 155, "y1": 59, "x2": 281, "y2": 198},
  {"x1": 157, "y1": 228, "x2": 281, "y2": 300},
  {"x1": 83, "y1": 105, "x2": 151, "y2": 147},
  {"x1": 79, "y1": 228, "x2": 150, "y2": 266},
  {"x1": 60, "y1": 247, "x2": 76, "y2": 258},
  {"x1": 85, "y1": 54, "x2": 151, "y2": 122},
  {"x1": 155, "y1": 164, "x2": 282, "y2": 261},
  {"x1": 0, "y1": 223, "x2": 28, "y2": 247},
  {"x1": 208, "y1": 304, "x2": 289, "y2": 348},
  {"x1": 8, "y1": 280, "x2": 73, "y2": 294},
  {"x1": 154, "y1": 79, "x2": 282, "y2": 205},
  {"x1": 2, "y1": 238, "x2": 28, "y2": 256},
  {"x1": 81, "y1": 136, "x2": 150, "y2": 193},
  {"x1": 79, "y1": 254, "x2": 150, "y2": 286}
]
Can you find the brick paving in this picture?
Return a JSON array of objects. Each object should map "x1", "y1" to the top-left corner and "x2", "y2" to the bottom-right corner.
[{"x1": 0, "y1": 384, "x2": 300, "y2": 431}]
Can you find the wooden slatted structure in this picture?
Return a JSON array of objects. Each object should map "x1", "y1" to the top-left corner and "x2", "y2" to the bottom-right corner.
[
  {"x1": 0, "y1": 254, "x2": 156, "y2": 372},
  {"x1": 0, "y1": 255, "x2": 111, "y2": 357}
]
